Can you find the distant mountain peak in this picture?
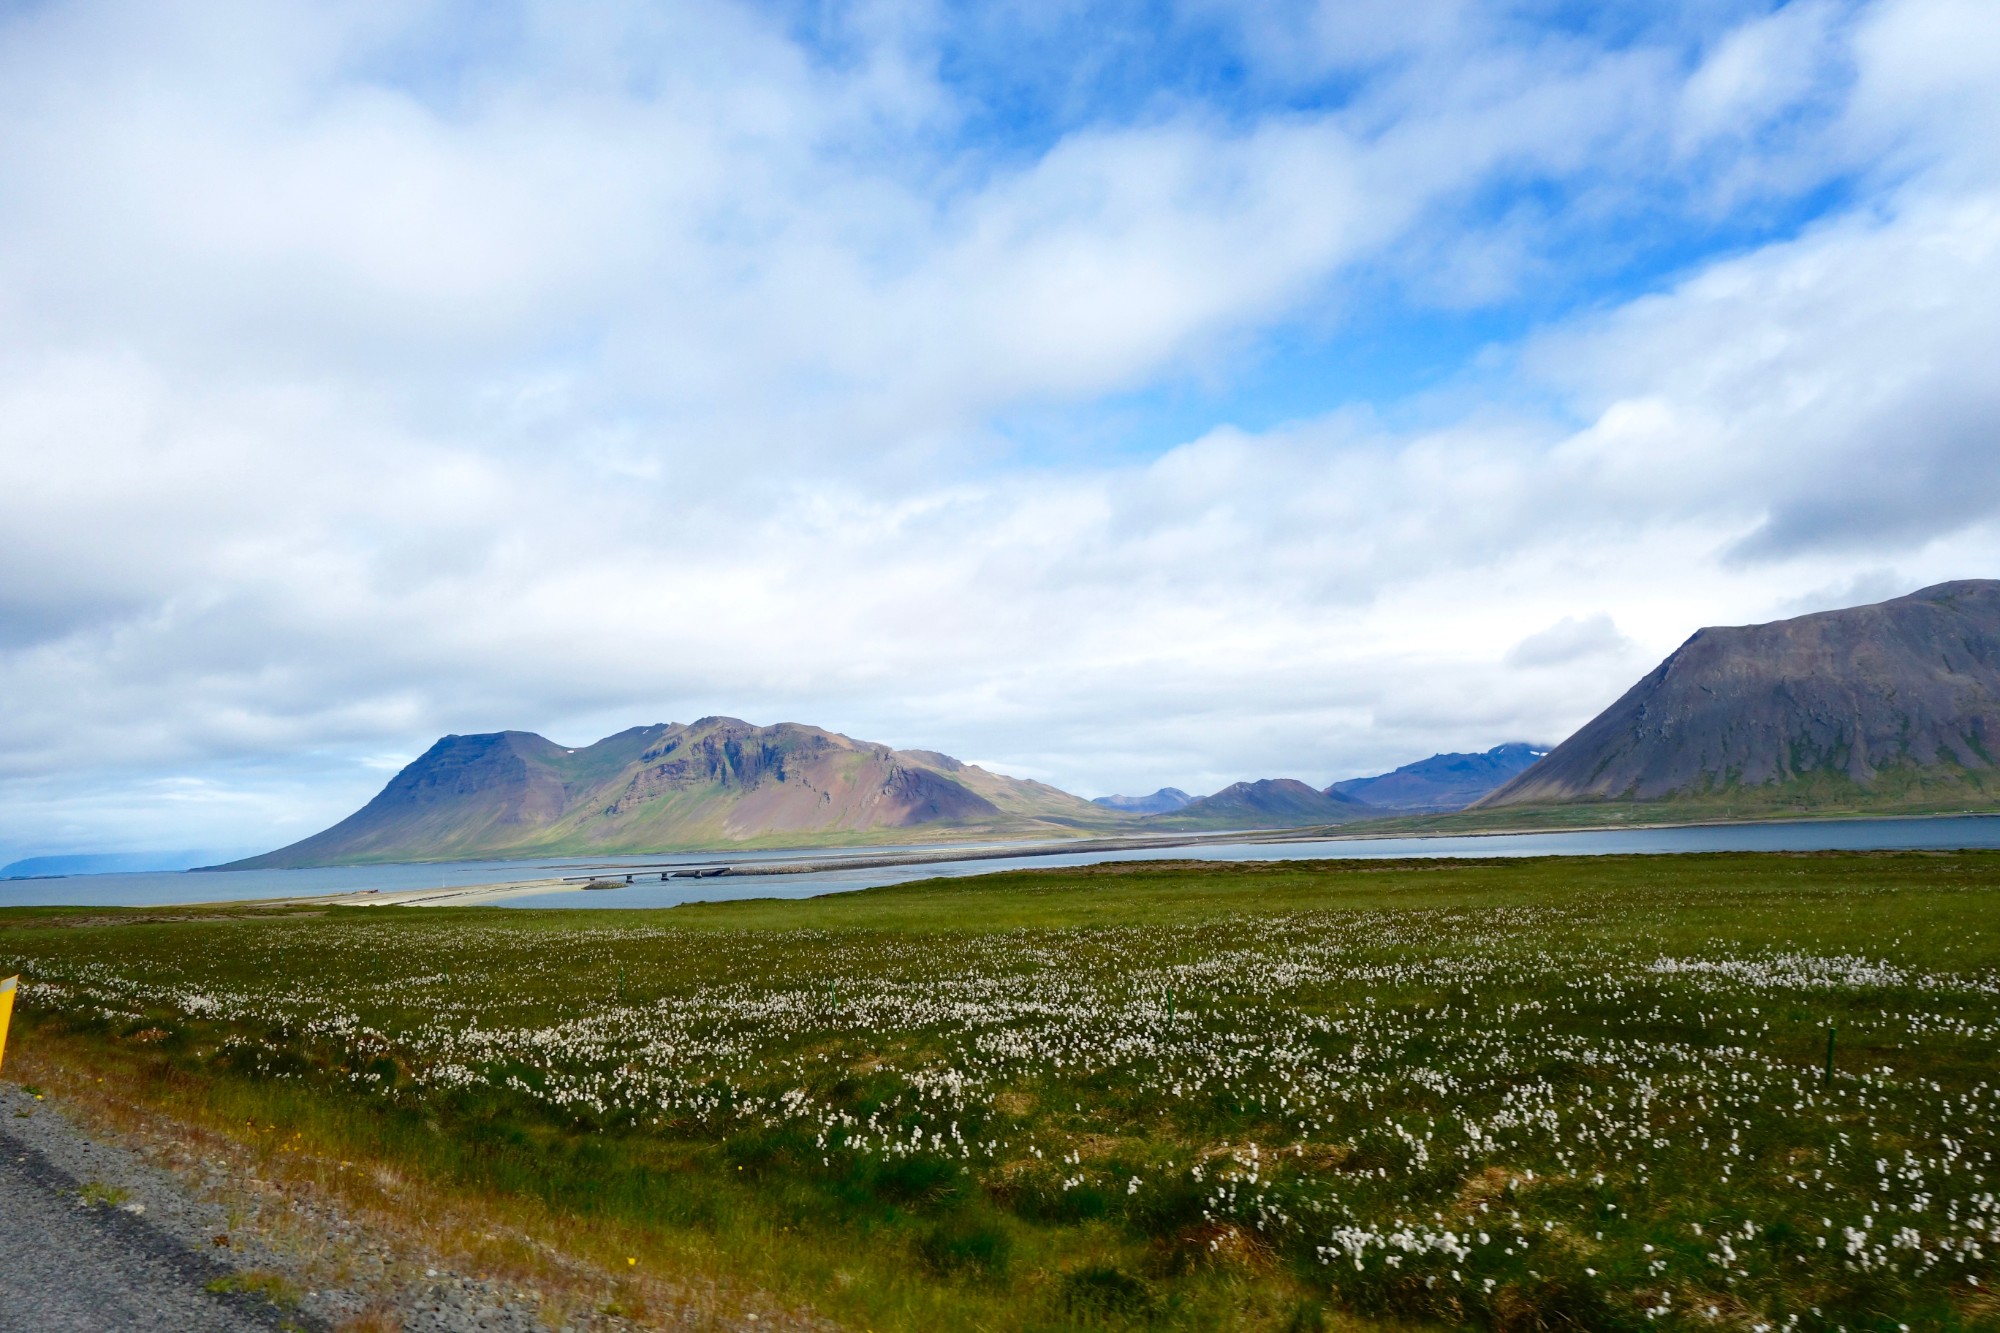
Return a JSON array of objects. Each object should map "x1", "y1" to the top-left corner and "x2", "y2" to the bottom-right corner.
[
  {"x1": 1151, "y1": 778, "x2": 1370, "y2": 829},
  {"x1": 1092, "y1": 788, "x2": 1193, "y2": 814},
  {"x1": 1328, "y1": 743, "x2": 1550, "y2": 813}
]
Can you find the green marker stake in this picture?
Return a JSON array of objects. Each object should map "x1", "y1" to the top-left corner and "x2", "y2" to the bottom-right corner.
[{"x1": 1824, "y1": 1024, "x2": 1837, "y2": 1088}]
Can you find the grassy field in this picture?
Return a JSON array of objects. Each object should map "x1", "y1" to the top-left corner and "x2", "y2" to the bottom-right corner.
[{"x1": 3, "y1": 851, "x2": 1998, "y2": 1331}]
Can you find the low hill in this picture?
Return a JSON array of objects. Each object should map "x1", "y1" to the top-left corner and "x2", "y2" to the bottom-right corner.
[
  {"x1": 1329, "y1": 743, "x2": 1549, "y2": 813},
  {"x1": 1150, "y1": 778, "x2": 1372, "y2": 829},
  {"x1": 226, "y1": 717, "x2": 1135, "y2": 868},
  {"x1": 1091, "y1": 788, "x2": 1193, "y2": 814},
  {"x1": 1479, "y1": 580, "x2": 2000, "y2": 812},
  {"x1": 1, "y1": 850, "x2": 238, "y2": 878}
]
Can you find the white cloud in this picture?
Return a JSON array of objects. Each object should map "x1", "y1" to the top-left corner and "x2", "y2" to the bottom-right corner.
[
  {"x1": 0, "y1": 0, "x2": 1996, "y2": 858},
  {"x1": 1505, "y1": 614, "x2": 1636, "y2": 668},
  {"x1": 1678, "y1": 0, "x2": 1849, "y2": 153},
  {"x1": 1533, "y1": 188, "x2": 2000, "y2": 559}
]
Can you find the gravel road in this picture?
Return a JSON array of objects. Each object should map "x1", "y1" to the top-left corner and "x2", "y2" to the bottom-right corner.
[
  {"x1": 0, "y1": 1077, "x2": 560, "y2": 1332},
  {"x1": 0, "y1": 1078, "x2": 808, "y2": 1333},
  {"x1": 0, "y1": 1118, "x2": 307, "y2": 1332}
]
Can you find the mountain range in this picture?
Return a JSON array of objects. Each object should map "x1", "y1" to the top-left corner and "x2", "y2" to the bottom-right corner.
[
  {"x1": 218, "y1": 579, "x2": 2000, "y2": 869},
  {"x1": 225, "y1": 725, "x2": 1547, "y2": 867}
]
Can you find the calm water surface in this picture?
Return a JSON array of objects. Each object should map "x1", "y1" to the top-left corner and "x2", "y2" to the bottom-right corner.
[{"x1": 6, "y1": 815, "x2": 2000, "y2": 909}]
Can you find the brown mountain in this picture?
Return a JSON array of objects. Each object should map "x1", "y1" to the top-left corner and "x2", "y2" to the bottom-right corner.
[
  {"x1": 227, "y1": 717, "x2": 1133, "y2": 868},
  {"x1": 1479, "y1": 580, "x2": 2000, "y2": 810}
]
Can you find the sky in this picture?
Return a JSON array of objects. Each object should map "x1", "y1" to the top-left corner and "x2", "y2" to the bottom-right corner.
[{"x1": 3, "y1": 0, "x2": 1998, "y2": 863}]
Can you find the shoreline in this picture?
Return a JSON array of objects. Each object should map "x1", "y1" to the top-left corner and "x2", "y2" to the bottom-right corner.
[{"x1": 41, "y1": 806, "x2": 1998, "y2": 911}]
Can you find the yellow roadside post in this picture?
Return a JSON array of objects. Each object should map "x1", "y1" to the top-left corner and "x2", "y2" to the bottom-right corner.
[{"x1": 0, "y1": 975, "x2": 16, "y2": 1073}]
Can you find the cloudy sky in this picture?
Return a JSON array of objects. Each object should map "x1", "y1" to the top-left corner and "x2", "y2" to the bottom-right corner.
[{"x1": 3, "y1": 0, "x2": 1997, "y2": 862}]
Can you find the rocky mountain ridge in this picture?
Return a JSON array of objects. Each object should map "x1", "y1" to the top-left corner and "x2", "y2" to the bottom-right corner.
[{"x1": 229, "y1": 717, "x2": 1132, "y2": 868}]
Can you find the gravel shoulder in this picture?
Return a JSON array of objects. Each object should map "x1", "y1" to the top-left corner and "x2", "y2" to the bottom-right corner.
[
  {"x1": 0, "y1": 1090, "x2": 307, "y2": 1331},
  {"x1": 0, "y1": 1080, "x2": 638, "y2": 1332}
]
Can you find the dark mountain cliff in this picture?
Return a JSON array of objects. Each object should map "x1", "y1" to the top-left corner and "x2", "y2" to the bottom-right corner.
[{"x1": 1479, "y1": 580, "x2": 2000, "y2": 808}]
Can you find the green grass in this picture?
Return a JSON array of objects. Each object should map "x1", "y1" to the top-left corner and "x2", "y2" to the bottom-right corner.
[
  {"x1": 77, "y1": 1178, "x2": 131, "y2": 1208},
  {"x1": 204, "y1": 1269, "x2": 302, "y2": 1308},
  {"x1": 4, "y1": 852, "x2": 1999, "y2": 1330}
]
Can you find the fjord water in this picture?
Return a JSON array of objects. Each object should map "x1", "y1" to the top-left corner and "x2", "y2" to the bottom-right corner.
[
  {"x1": 8, "y1": 814, "x2": 2000, "y2": 908},
  {"x1": 0, "y1": 847, "x2": 836, "y2": 908}
]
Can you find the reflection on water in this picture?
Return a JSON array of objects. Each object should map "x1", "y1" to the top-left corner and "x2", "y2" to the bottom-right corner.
[{"x1": 7, "y1": 815, "x2": 2000, "y2": 910}]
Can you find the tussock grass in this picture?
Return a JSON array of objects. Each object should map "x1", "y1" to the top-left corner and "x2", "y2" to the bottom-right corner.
[
  {"x1": 205, "y1": 1268, "x2": 302, "y2": 1307},
  {"x1": 2, "y1": 851, "x2": 1998, "y2": 1330}
]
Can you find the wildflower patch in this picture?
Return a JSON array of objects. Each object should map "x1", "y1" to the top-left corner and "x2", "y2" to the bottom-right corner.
[{"x1": 2, "y1": 851, "x2": 1997, "y2": 1330}]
